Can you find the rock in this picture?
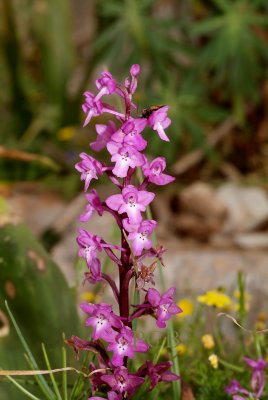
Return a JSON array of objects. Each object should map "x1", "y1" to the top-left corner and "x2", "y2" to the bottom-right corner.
[
  {"x1": 179, "y1": 182, "x2": 227, "y2": 220},
  {"x1": 152, "y1": 190, "x2": 175, "y2": 239},
  {"x1": 174, "y1": 182, "x2": 227, "y2": 240},
  {"x1": 209, "y1": 233, "x2": 234, "y2": 248},
  {"x1": 8, "y1": 188, "x2": 65, "y2": 236},
  {"x1": 216, "y1": 184, "x2": 268, "y2": 233},
  {"x1": 175, "y1": 214, "x2": 224, "y2": 241},
  {"x1": 161, "y1": 240, "x2": 268, "y2": 301},
  {"x1": 234, "y1": 233, "x2": 268, "y2": 250}
]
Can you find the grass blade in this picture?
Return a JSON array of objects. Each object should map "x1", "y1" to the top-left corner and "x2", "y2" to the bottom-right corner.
[
  {"x1": 5, "y1": 301, "x2": 55, "y2": 400},
  {"x1": 168, "y1": 319, "x2": 181, "y2": 399},
  {"x1": 62, "y1": 346, "x2": 68, "y2": 400},
  {"x1": 69, "y1": 352, "x2": 90, "y2": 400},
  {"x1": 153, "y1": 336, "x2": 167, "y2": 365},
  {"x1": 132, "y1": 287, "x2": 140, "y2": 332},
  {"x1": 5, "y1": 375, "x2": 42, "y2": 400},
  {"x1": 41, "y1": 343, "x2": 62, "y2": 400}
]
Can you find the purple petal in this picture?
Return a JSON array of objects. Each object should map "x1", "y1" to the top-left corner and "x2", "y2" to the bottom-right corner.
[
  {"x1": 111, "y1": 153, "x2": 132, "y2": 178},
  {"x1": 107, "y1": 141, "x2": 120, "y2": 155},
  {"x1": 108, "y1": 393, "x2": 122, "y2": 400},
  {"x1": 147, "y1": 288, "x2": 161, "y2": 307},
  {"x1": 101, "y1": 374, "x2": 117, "y2": 388},
  {"x1": 135, "y1": 338, "x2": 149, "y2": 353},
  {"x1": 131, "y1": 235, "x2": 152, "y2": 256},
  {"x1": 163, "y1": 287, "x2": 176, "y2": 299},
  {"x1": 155, "y1": 122, "x2": 170, "y2": 141},
  {"x1": 110, "y1": 351, "x2": 124, "y2": 367},
  {"x1": 151, "y1": 173, "x2": 175, "y2": 185},
  {"x1": 168, "y1": 303, "x2": 183, "y2": 315},
  {"x1": 106, "y1": 194, "x2": 123, "y2": 211},
  {"x1": 122, "y1": 218, "x2": 139, "y2": 233},
  {"x1": 89, "y1": 397, "x2": 107, "y2": 400},
  {"x1": 91, "y1": 121, "x2": 116, "y2": 151},
  {"x1": 137, "y1": 190, "x2": 155, "y2": 206},
  {"x1": 80, "y1": 303, "x2": 96, "y2": 314},
  {"x1": 161, "y1": 371, "x2": 180, "y2": 382},
  {"x1": 80, "y1": 204, "x2": 94, "y2": 222}
]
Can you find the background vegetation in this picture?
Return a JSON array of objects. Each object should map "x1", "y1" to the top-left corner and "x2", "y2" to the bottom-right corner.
[{"x1": 1, "y1": 0, "x2": 268, "y2": 186}]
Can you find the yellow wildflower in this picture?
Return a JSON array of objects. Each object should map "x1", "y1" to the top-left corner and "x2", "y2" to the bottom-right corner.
[
  {"x1": 197, "y1": 290, "x2": 231, "y2": 309},
  {"x1": 176, "y1": 344, "x2": 187, "y2": 355},
  {"x1": 57, "y1": 126, "x2": 76, "y2": 141},
  {"x1": 208, "y1": 354, "x2": 218, "y2": 369},
  {"x1": 257, "y1": 312, "x2": 268, "y2": 322},
  {"x1": 80, "y1": 291, "x2": 96, "y2": 303},
  {"x1": 255, "y1": 312, "x2": 267, "y2": 331},
  {"x1": 201, "y1": 334, "x2": 215, "y2": 350},
  {"x1": 255, "y1": 320, "x2": 266, "y2": 331},
  {"x1": 176, "y1": 298, "x2": 194, "y2": 318}
]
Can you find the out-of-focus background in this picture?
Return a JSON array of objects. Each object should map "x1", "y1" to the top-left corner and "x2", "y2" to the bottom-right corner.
[{"x1": 1, "y1": 0, "x2": 268, "y2": 396}]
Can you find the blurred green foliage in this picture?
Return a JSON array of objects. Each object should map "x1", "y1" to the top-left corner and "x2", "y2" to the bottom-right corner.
[
  {"x1": 0, "y1": 219, "x2": 80, "y2": 399},
  {"x1": 1, "y1": 0, "x2": 268, "y2": 181}
]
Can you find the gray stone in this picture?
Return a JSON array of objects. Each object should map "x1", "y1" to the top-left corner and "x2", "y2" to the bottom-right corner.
[
  {"x1": 161, "y1": 239, "x2": 268, "y2": 300},
  {"x1": 217, "y1": 184, "x2": 268, "y2": 233},
  {"x1": 180, "y1": 182, "x2": 227, "y2": 220},
  {"x1": 234, "y1": 233, "x2": 268, "y2": 250}
]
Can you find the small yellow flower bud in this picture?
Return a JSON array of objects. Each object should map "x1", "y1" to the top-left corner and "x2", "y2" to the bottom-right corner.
[
  {"x1": 201, "y1": 334, "x2": 215, "y2": 350},
  {"x1": 208, "y1": 354, "x2": 218, "y2": 369},
  {"x1": 57, "y1": 126, "x2": 76, "y2": 141},
  {"x1": 257, "y1": 311, "x2": 268, "y2": 322},
  {"x1": 80, "y1": 291, "x2": 96, "y2": 302},
  {"x1": 176, "y1": 299, "x2": 194, "y2": 318},
  {"x1": 159, "y1": 347, "x2": 168, "y2": 357},
  {"x1": 255, "y1": 320, "x2": 266, "y2": 331},
  {"x1": 176, "y1": 344, "x2": 187, "y2": 355}
]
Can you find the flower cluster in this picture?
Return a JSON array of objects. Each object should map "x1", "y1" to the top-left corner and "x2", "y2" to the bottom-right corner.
[
  {"x1": 197, "y1": 289, "x2": 232, "y2": 309},
  {"x1": 226, "y1": 357, "x2": 267, "y2": 399},
  {"x1": 70, "y1": 65, "x2": 182, "y2": 399}
]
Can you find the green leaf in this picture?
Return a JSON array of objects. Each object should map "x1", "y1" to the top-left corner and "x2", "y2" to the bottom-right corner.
[
  {"x1": 62, "y1": 345, "x2": 68, "y2": 400},
  {"x1": 0, "y1": 222, "x2": 80, "y2": 399},
  {"x1": 41, "y1": 343, "x2": 62, "y2": 400},
  {"x1": 4, "y1": 375, "x2": 42, "y2": 400},
  {"x1": 5, "y1": 301, "x2": 55, "y2": 400}
]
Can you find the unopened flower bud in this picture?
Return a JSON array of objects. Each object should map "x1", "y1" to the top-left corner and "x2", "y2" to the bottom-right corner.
[
  {"x1": 130, "y1": 64, "x2": 140, "y2": 77},
  {"x1": 208, "y1": 354, "x2": 218, "y2": 369},
  {"x1": 202, "y1": 334, "x2": 215, "y2": 350},
  {"x1": 176, "y1": 344, "x2": 187, "y2": 355}
]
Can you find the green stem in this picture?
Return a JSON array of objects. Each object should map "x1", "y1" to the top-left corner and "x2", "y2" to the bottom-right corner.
[
  {"x1": 132, "y1": 285, "x2": 140, "y2": 332},
  {"x1": 213, "y1": 319, "x2": 225, "y2": 357},
  {"x1": 41, "y1": 343, "x2": 62, "y2": 400},
  {"x1": 218, "y1": 358, "x2": 244, "y2": 373},
  {"x1": 153, "y1": 336, "x2": 167, "y2": 364},
  {"x1": 237, "y1": 271, "x2": 246, "y2": 354},
  {"x1": 254, "y1": 333, "x2": 262, "y2": 358},
  {"x1": 5, "y1": 375, "x2": 42, "y2": 400},
  {"x1": 62, "y1": 346, "x2": 68, "y2": 400},
  {"x1": 168, "y1": 320, "x2": 181, "y2": 399}
]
